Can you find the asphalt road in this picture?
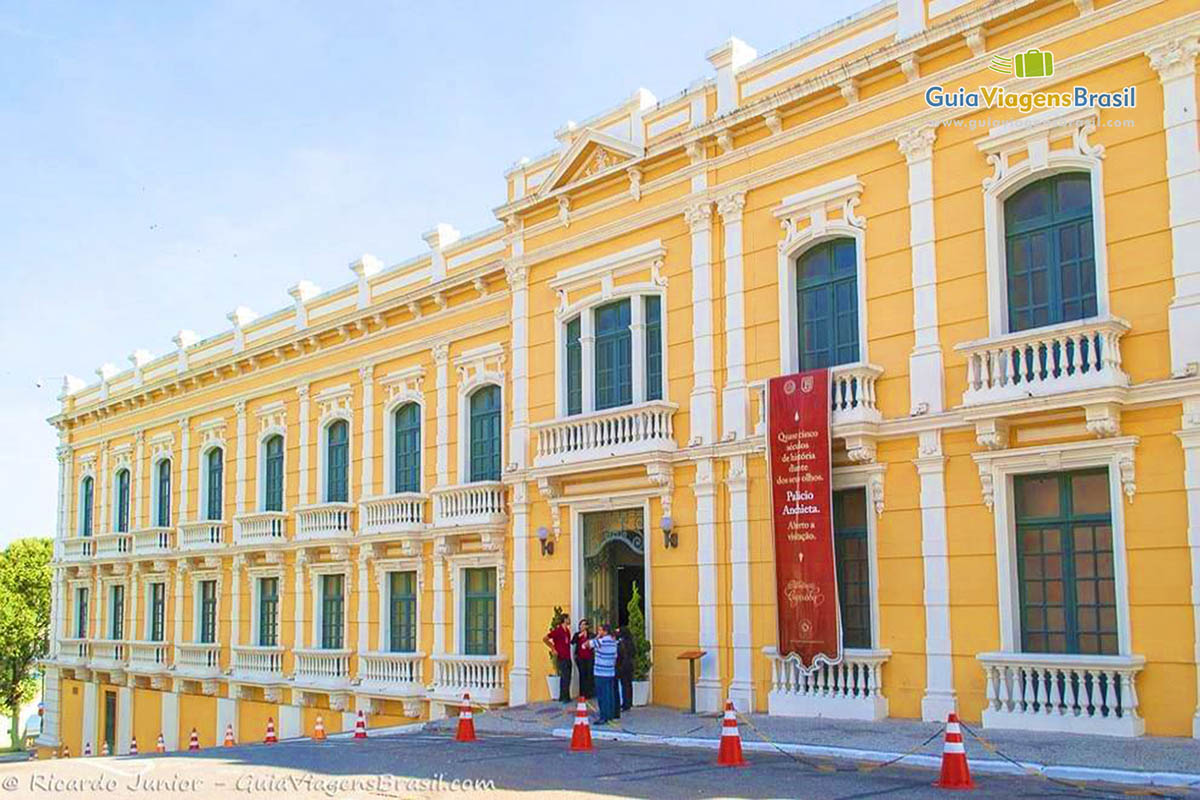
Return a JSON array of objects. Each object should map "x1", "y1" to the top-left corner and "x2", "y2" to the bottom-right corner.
[{"x1": 0, "y1": 730, "x2": 1187, "y2": 799}]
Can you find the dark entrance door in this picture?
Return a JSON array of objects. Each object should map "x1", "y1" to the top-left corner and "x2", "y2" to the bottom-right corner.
[
  {"x1": 615, "y1": 565, "x2": 645, "y2": 628},
  {"x1": 103, "y1": 690, "x2": 117, "y2": 755}
]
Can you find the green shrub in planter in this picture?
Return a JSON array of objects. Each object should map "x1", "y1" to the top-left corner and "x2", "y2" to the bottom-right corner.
[{"x1": 626, "y1": 584, "x2": 652, "y2": 681}]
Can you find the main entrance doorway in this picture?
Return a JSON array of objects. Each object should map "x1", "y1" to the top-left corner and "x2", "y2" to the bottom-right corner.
[
  {"x1": 103, "y1": 690, "x2": 117, "y2": 756},
  {"x1": 581, "y1": 508, "x2": 646, "y2": 628}
]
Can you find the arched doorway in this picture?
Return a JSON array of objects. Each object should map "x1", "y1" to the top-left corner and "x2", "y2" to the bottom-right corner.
[{"x1": 582, "y1": 508, "x2": 646, "y2": 627}]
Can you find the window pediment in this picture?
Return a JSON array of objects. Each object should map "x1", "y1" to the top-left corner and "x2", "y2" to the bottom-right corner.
[
  {"x1": 978, "y1": 107, "x2": 1103, "y2": 193},
  {"x1": 550, "y1": 240, "x2": 667, "y2": 316},
  {"x1": 774, "y1": 175, "x2": 865, "y2": 256},
  {"x1": 538, "y1": 129, "x2": 643, "y2": 197}
]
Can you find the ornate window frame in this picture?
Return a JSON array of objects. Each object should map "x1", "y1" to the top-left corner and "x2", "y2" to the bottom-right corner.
[
  {"x1": 190, "y1": 568, "x2": 223, "y2": 644},
  {"x1": 978, "y1": 106, "x2": 1110, "y2": 337},
  {"x1": 374, "y1": 555, "x2": 424, "y2": 653},
  {"x1": 448, "y1": 550, "x2": 504, "y2": 655},
  {"x1": 77, "y1": 455, "x2": 97, "y2": 537},
  {"x1": 315, "y1": 384, "x2": 354, "y2": 504},
  {"x1": 454, "y1": 344, "x2": 506, "y2": 484},
  {"x1": 197, "y1": 417, "x2": 227, "y2": 522},
  {"x1": 149, "y1": 433, "x2": 174, "y2": 528},
  {"x1": 255, "y1": 401, "x2": 288, "y2": 512},
  {"x1": 110, "y1": 445, "x2": 132, "y2": 533},
  {"x1": 308, "y1": 558, "x2": 351, "y2": 650},
  {"x1": 380, "y1": 366, "x2": 426, "y2": 496},
  {"x1": 247, "y1": 564, "x2": 285, "y2": 647},
  {"x1": 831, "y1": 463, "x2": 886, "y2": 650},
  {"x1": 774, "y1": 175, "x2": 869, "y2": 373},
  {"x1": 142, "y1": 577, "x2": 167, "y2": 641},
  {"x1": 974, "y1": 436, "x2": 1136, "y2": 655}
]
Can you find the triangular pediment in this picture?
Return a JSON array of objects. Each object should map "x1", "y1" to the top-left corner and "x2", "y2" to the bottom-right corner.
[{"x1": 538, "y1": 129, "x2": 643, "y2": 196}]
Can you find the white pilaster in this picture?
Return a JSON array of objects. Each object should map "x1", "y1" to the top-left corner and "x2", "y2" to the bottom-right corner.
[
  {"x1": 133, "y1": 431, "x2": 144, "y2": 529},
  {"x1": 915, "y1": 430, "x2": 957, "y2": 721},
  {"x1": 161, "y1": 691, "x2": 180, "y2": 751},
  {"x1": 685, "y1": 202, "x2": 717, "y2": 446},
  {"x1": 718, "y1": 192, "x2": 749, "y2": 439},
  {"x1": 694, "y1": 458, "x2": 721, "y2": 712},
  {"x1": 293, "y1": 549, "x2": 308, "y2": 650},
  {"x1": 130, "y1": 565, "x2": 140, "y2": 644},
  {"x1": 726, "y1": 454, "x2": 754, "y2": 711},
  {"x1": 630, "y1": 294, "x2": 646, "y2": 404},
  {"x1": 98, "y1": 444, "x2": 110, "y2": 535},
  {"x1": 580, "y1": 310, "x2": 596, "y2": 413},
  {"x1": 432, "y1": 543, "x2": 447, "y2": 655},
  {"x1": 506, "y1": 257, "x2": 530, "y2": 471},
  {"x1": 1147, "y1": 38, "x2": 1200, "y2": 376},
  {"x1": 506, "y1": 252, "x2": 533, "y2": 703},
  {"x1": 116, "y1": 686, "x2": 132, "y2": 754},
  {"x1": 278, "y1": 704, "x2": 301, "y2": 739},
  {"x1": 1176, "y1": 397, "x2": 1200, "y2": 738},
  {"x1": 235, "y1": 401, "x2": 247, "y2": 515},
  {"x1": 898, "y1": 126, "x2": 945, "y2": 415},
  {"x1": 231, "y1": 555, "x2": 242, "y2": 649},
  {"x1": 81, "y1": 681, "x2": 98, "y2": 754},
  {"x1": 357, "y1": 545, "x2": 371, "y2": 656},
  {"x1": 35, "y1": 668, "x2": 60, "y2": 748},
  {"x1": 173, "y1": 562, "x2": 186, "y2": 648},
  {"x1": 178, "y1": 418, "x2": 190, "y2": 521},
  {"x1": 297, "y1": 386, "x2": 311, "y2": 504},
  {"x1": 360, "y1": 364, "x2": 375, "y2": 496},
  {"x1": 509, "y1": 483, "x2": 530, "y2": 705},
  {"x1": 216, "y1": 696, "x2": 237, "y2": 744},
  {"x1": 434, "y1": 344, "x2": 450, "y2": 486}
]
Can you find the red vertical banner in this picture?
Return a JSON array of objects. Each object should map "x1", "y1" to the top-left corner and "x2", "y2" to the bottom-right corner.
[{"x1": 767, "y1": 369, "x2": 841, "y2": 670}]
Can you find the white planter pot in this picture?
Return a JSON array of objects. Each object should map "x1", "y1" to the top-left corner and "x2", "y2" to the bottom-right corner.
[
  {"x1": 546, "y1": 675, "x2": 560, "y2": 700},
  {"x1": 632, "y1": 680, "x2": 650, "y2": 706}
]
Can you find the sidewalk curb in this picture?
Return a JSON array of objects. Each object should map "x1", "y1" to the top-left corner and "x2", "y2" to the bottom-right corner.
[
  {"x1": 547, "y1": 728, "x2": 1200, "y2": 789},
  {"x1": 326, "y1": 722, "x2": 426, "y2": 740}
]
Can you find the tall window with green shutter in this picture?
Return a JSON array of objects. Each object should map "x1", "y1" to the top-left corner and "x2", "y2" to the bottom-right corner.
[
  {"x1": 392, "y1": 404, "x2": 421, "y2": 494},
  {"x1": 205, "y1": 449, "x2": 224, "y2": 521},
  {"x1": 114, "y1": 468, "x2": 131, "y2": 533},
  {"x1": 109, "y1": 585, "x2": 124, "y2": 640},
  {"x1": 321, "y1": 574, "x2": 344, "y2": 649},
  {"x1": 469, "y1": 386, "x2": 502, "y2": 482},
  {"x1": 645, "y1": 295, "x2": 663, "y2": 401},
  {"x1": 389, "y1": 571, "x2": 418, "y2": 652},
  {"x1": 565, "y1": 316, "x2": 582, "y2": 416},
  {"x1": 326, "y1": 420, "x2": 349, "y2": 502},
  {"x1": 80, "y1": 476, "x2": 94, "y2": 537},
  {"x1": 463, "y1": 567, "x2": 497, "y2": 655},
  {"x1": 258, "y1": 577, "x2": 279, "y2": 647},
  {"x1": 149, "y1": 582, "x2": 165, "y2": 642},
  {"x1": 199, "y1": 580, "x2": 217, "y2": 644},
  {"x1": 594, "y1": 299, "x2": 632, "y2": 410},
  {"x1": 75, "y1": 587, "x2": 89, "y2": 638},
  {"x1": 796, "y1": 238, "x2": 860, "y2": 370},
  {"x1": 1015, "y1": 469, "x2": 1116, "y2": 655},
  {"x1": 833, "y1": 488, "x2": 872, "y2": 650},
  {"x1": 263, "y1": 435, "x2": 284, "y2": 512},
  {"x1": 155, "y1": 460, "x2": 171, "y2": 527}
]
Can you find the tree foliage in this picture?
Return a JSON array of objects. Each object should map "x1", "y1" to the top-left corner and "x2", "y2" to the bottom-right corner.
[
  {"x1": 625, "y1": 582, "x2": 652, "y2": 681},
  {"x1": 0, "y1": 538, "x2": 52, "y2": 749}
]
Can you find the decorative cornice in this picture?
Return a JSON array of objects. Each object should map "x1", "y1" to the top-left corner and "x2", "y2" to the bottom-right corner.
[
  {"x1": 897, "y1": 126, "x2": 936, "y2": 164},
  {"x1": 1146, "y1": 35, "x2": 1198, "y2": 81},
  {"x1": 683, "y1": 201, "x2": 714, "y2": 232}
]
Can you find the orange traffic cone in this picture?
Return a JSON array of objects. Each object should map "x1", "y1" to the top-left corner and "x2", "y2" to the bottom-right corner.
[
  {"x1": 353, "y1": 709, "x2": 368, "y2": 740},
  {"x1": 83, "y1": 742, "x2": 92, "y2": 757},
  {"x1": 188, "y1": 728, "x2": 200, "y2": 752},
  {"x1": 716, "y1": 699, "x2": 746, "y2": 767},
  {"x1": 454, "y1": 694, "x2": 476, "y2": 742},
  {"x1": 129, "y1": 737, "x2": 138, "y2": 756},
  {"x1": 223, "y1": 723, "x2": 235, "y2": 747},
  {"x1": 935, "y1": 713, "x2": 974, "y2": 790},
  {"x1": 155, "y1": 733, "x2": 166, "y2": 753},
  {"x1": 264, "y1": 717, "x2": 278, "y2": 744},
  {"x1": 569, "y1": 697, "x2": 593, "y2": 751},
  {"x1": 313, "y1": 715, "x2": 327, "y2": 741}
]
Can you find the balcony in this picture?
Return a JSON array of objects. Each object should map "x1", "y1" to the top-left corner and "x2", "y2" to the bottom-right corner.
[
  {"x1": 132, "y1": 526, "x2": 175, "y2": 555},
  {"x1": 231, "y1": 645, "x2": 285, "y2": 683},
  {"x1": 532, "y1": 401, "x2": 678, "y2": 469},
  {"x1": 233, "y1": 512, "x2": 290, "y2": 546},
  {"x1": 127, "y1": 641, "x2": 170, "y2": 674},
  {"x1": 957, "y1": 316, "x2": 1130, "y2": 407},
  {"x1": 978, "y1": 652, "x2": 1145, "y2": 737},
  {"x1": 829, "y1": 363, "x2": 884, "y2": 426},
  {"x1": 360, "y1": 493, "x2": 428, "y2": 537},
  {"x1": 763, "y1": 647, "x2": 890, "y2": 721},
  {"x1": 90, "y1": 639, "x2": 128, "y2": 671},
  {"x1": 62, "y1": 538, "x2": 93, "y2": 562},
  {"x1": 431, "y1": 483, "x2": 506, "y2": 529},
  {"x1": 178, "y1": 520, "x2": 229, "y2": 552},
  {"x1": 174, "y1": 642, "x2": 222, "y2": 679},
  {"x1": 357, "y1": 651, "x2": 426, "y2": 697},
  {"x1": 58, "y1": 638, "x2": 91, "y2": 667},
  {"x1": 429, "y1": 654, "x2": 507, "y2": 706},
  {"x1": 292, "y1": 648, "x2": 353, "y2": 689},
  {"x1": 294, "y1": 503, "x2": 355, "y2": 541},
  {"x1": 93, "y1": 533, "x2": 131, "y2": 559}
]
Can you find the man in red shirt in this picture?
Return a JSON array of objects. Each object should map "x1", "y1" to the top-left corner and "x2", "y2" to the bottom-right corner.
[{"x1": 543, "y1": 612, "x2": 573, "y2": 703}]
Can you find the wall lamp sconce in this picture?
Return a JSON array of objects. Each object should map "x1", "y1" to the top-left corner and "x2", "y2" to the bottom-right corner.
[
  {"x1": 661, "y1": 516, "x2": 677, "y2": 549},
  {"x1": 537, "y1": 526, "x2": 554, "y2": 556}
]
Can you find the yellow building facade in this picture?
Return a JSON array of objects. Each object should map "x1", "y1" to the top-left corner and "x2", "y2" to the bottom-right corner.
[{"x1": 38, "y1": 0, "x2": 1200, "y2": 756}]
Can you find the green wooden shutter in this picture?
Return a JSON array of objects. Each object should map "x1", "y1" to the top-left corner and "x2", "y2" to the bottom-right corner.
[
  {"x1": 645, "y1": 296, "x2": 663, "y2": 401},
  {"x1": 156, "y1": 460, "x2": 172, "y2": 527},
  {"x1": 796, "y1": 238, "x2": 860, "y2": 370},
  {"x1": 264, "y1": 435, "x2": 284, "y2": 512},
  {"x1": 566, "y1": 316, "x2": 582, "y2": 416},
  {"x1": 326, "y1": 421, "x2": 349, "y2": 502},
  {"x1": 206, "y1": 449, "x2": 224, "y2": 521},
  {"x1": 469, "y1": 386, "x2": 502, "y2": 482},
  {"x1": 389, "y1": 571, "x2": 418, "y2": 652},
  {"x1": 393, "y1": 404, "x2": 422, "y2": 493}
]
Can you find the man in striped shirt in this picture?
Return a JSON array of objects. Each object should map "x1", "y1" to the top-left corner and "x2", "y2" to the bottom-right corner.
[{"x1": 591, "y1": 623, "x2": 619, "y2": 724}]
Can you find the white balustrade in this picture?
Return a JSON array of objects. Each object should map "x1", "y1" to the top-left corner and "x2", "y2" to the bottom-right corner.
[
  {"x1": 132, "y1": 526, "x2": 175, "y2": 555},
  {"x1": 178, "y1": 520, "x2": 228, "y2": 551},
  {"x1": 175, "y1": 642, "x2": 222, "y2": 677},
  {"x1": 59, "y1": 638, "x2": 91, "y2": 666},
  {"x1": 763, "y1": 647, "x2": 890, "y2": 721},
  {"x1": 829, "y1": 363, "x2": 884, "y2": 425},
  {"x1": 532, "y1": 401, "x2": 678, "y2": 467},
  {"x1": 358, "y1": 651, "x2": 426, "y2": 695},
  {"x1": 360, "y1": 494, "x2": 427, "y2": 536},
  {"x1": 233, "y1": 512, "x2": 290, "y2": 545},
  {"x1": 232, "y1": 645, "x2": 285, "y2": 680},
  {"x1": 431, "y1": 483, "x2": 506, "y2": 528},
  {"x1": 93, "y1": 533, "x2": 131, "y2": 559},
  {"x1": 128, "y1": 641, "x2": 169, "y2": 672},
  {"x1": 430, "y1": 654, "x2": 507, "y2": 705},
  {"x1": 63, "y1": 538, "x2": 93, "y2": 562},
  {"x1": 292, "y1": 648, "x2": 352, "y2": 687},
  {"x1": 957, "y1": 316, "x2": 1130, "y2": 406},
  {"x1": 90, "y1": 639, "x2": 128, "y2": 668},
  {"x1": 978, "y1": 652, "x2": 1145, "y2": 737},
  {"x1": 294, "y1": 503, "x2": 355, "y2": 541}
]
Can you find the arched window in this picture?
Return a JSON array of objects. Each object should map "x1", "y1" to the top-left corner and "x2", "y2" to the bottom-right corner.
[
  {"x1": 1004, "y1": 173, "x2": 1096, "y2": 333},
  {"x1": 594, "y1": 299, "x2": 633, "y2": 410},
  {"x1": 155, "y1": 460, "x2": 171, "y2": 527},
  {"x1": 796, "y1": 237, "x2": 860, "y2": 370},
  {"x1": 469, "y1": 385, "x2": 501, "y2": 482},
  {"x1": 326, "y1": 420, "x2": 349, "y2": 502},
  {"x1": 80, "y1": 476, "x2": 94, "y2": 537},
  {"x1": 263, "y1": 435, "x2": 284, "y2": 512},
  {"x1": 205, "y1": 448, "x2": 224, "y2": 521},
  {"x1": 114, "y1": 468, "x2": 131, "y2": 533},
  {"x1": 393, "y1": 403, "x2": 421, "y2": 494}
]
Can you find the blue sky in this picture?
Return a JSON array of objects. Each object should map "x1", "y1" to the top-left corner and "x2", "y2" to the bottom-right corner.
[{"x1": 0, "y1": 0, "x2": 875, "y2": 544}]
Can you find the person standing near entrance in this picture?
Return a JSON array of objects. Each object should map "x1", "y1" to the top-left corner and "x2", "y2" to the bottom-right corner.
[
  {"x1": 571, "y1": 619, "x2": 595, "y2": 699},
  {"x1": 591, "y1": 623, "x2": 619, "y2": 724},
  {"x1": 543, "y1": 613, "x2": 573, "y2": 703},
  {"x1": 617, "y1": 626, "x2": 635, "y2": 712}
]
